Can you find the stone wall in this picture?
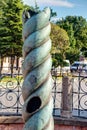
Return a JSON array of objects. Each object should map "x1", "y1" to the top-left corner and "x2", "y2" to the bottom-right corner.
[{"x1": 0, "y1": 116, "x2": 87, "y2": 130}]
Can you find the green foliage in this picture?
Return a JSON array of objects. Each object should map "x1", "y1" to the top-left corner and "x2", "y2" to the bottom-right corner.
[
  {"x1": 52, "y1": 57, "x2": 58, "y2": 67},
  {"x1": 77, "y1": 25, "x2": 87, "y2": 54},
  {"x1": 52, "y1": 53, "x2": 70, "y2": 67},
  {"x1": 50, "y1": 23, "x2": 69, "y2": 67},
  {"x1": 51, "y1": 23, "x2": 69, "y2": 59},
  {"x1": 66, "y1": 48, "x2": 80, "y2": 64},
  {"x1": 0, "y1": 0, "x2": 41, "y2": 58},
  {"x1": 0, "y1": 0, "x2": 24, "y2": 57},
  {"x1": 50, "y1": 8, "x2": 57, "y2": 18},
  {"x1": 56, "y1": 16, "x2": 87, "y2": 62},
  {"x1": 52, "y1": 53, "x2": 63, "y2": 67},
  {"x1": 34, "y1": 0, "x2": 40, "y2": 12},
  {"x1": 1, "y1": 0, "x2": 87, "y2": 67}
]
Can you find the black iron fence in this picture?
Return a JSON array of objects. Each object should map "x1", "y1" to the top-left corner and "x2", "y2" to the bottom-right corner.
[
  {"x1": 72, "y1": 73, "x2": 87, "y2": 118},
  {"x1": 0, "y1": 67, "x2": 23, "y2": 116},
  {"x1": 0, "y1": 66, "x2": 87, "y2": 119}
]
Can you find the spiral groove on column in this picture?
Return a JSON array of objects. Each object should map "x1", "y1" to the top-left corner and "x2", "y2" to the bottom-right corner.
[{"x1": 22, "y1": 8, "x2": 54, "y2": 130}]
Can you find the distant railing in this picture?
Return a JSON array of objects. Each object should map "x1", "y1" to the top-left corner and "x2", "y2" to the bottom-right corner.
[{"x1": 0, "y1": 66, "x2": 87, "y2": 119}]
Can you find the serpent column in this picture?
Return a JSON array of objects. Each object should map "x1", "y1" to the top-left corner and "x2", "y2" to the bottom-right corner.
[{"x1": 22, "y1": 8, "x2": 54, "y2": 130}]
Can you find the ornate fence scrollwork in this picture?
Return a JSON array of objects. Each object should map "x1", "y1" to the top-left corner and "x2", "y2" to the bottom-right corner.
[
  {"x1": 72, "y1": 74, "x2": 87, "y2": 118},
  {"x1": 0, "y1": 70, "x2": 24, "y2": 116},
  {"x1": 0, "y1": 66, "x2": 87, "y2": 119}
]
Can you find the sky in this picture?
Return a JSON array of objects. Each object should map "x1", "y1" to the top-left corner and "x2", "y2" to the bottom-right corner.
[{"x1": 22, "y1": 0, "x2": 87, "y2": 21}]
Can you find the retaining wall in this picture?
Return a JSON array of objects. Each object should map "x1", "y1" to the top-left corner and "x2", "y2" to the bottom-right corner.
[{"x1": 0, "y1": 116, "x2": 87, "y2": 130}]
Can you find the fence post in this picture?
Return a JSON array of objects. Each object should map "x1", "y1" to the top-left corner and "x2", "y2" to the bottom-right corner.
[{"x1": 61, "y1": 76, "x2": 72, "y2": 118}]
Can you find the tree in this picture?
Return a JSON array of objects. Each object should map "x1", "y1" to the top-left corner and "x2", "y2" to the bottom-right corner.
[
  {"x1": 66, "y1": 48, "x2": 80, "y2": 64},
  {"x1": 0, "y1": 0, "x2": 25, "y2": 73},
  {"x1": 56, "y1": 16, "x2": 87, "y2": 61},
  {"x1": 50, "y1": 8, "x2": 57, "y2": 18},
  {"x1": 50, "y1": 23, "x2": 69, "y2": 66},
  {"x1": 0, "y1": 0, "x2": 8, "y2": 72},
  {"x1": 0, "y1": 0, "x2": 24, "y2": 57},
  {"x1": 51, "y1": 24, "x2": 69, "y2": 57},
  {"x1": 76, "y1": 25, "x2": 87, "y2": 56},
  {"x1": 56, "y1": 18, "x2": 76, "y2": 49}
]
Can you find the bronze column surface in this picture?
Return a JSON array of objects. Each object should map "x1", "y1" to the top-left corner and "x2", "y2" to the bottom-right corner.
[{"x1": 22, "y1": 8, "x2": 54, "y2": 130}]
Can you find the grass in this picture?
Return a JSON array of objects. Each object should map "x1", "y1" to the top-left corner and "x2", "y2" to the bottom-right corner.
[{"x1": 0, "y1": 75, "x2": 23, "y2": 83}]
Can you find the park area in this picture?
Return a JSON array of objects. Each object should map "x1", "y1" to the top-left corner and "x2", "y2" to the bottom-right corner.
[{"x1": 0, "y1": 0, "x2": 87, "y2": 130}]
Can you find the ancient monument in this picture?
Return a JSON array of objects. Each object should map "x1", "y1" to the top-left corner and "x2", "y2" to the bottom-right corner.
[{"x1": 22, "y1": 7, "x2": 54, "y2": 130}]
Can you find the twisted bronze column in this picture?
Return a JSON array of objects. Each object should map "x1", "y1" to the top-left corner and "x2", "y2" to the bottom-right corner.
[{"x1": 22, "y1": 8, "x2": 54, "y2": 130}]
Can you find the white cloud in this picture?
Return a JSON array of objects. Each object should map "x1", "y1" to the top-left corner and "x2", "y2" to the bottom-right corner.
[
  {"x1": 23, "y1": 0, "x2": 75, "y2": 8},
  {"x1": 37, "y1": 0, "x2": 74, "y2": 8}
]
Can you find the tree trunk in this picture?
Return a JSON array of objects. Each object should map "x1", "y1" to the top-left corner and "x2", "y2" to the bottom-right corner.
[
  {"x1": 0, "y1": 56, "x2": 3, "y2": 76},
  {"x1": 16, "y1": 56, "x2": 19, "y2": 70},
  {"x1": 10, "y1": 56, "x2": 15, "y2": 77}
]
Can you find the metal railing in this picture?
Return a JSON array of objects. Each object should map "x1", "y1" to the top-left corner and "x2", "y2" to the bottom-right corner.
[
  {"x1": 72, "y1": 72, "x2": 87, "y2": 118},
  {"x1": 0, "y1": 67, "x2": 23, "y2": 116},
  {"x1": 0, "y1": 67, "x2": 87, "y2": 119}
]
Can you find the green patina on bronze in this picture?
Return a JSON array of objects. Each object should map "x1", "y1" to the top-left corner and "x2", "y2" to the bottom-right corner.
[{"x1": 22, "y1": 7, "x2": 54, "y2": 130}]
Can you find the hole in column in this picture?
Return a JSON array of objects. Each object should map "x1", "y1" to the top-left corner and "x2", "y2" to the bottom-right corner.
[{"x1": 27, "y1": 96, "x2": 41, "y2": 113}]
